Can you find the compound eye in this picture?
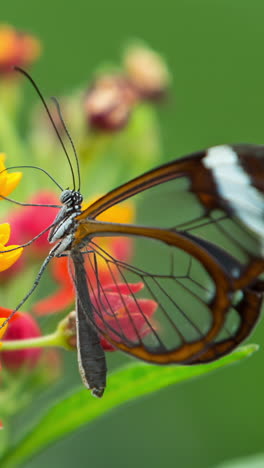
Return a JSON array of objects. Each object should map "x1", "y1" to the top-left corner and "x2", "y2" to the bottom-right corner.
[{"x1": 77, "y1": 193, "x2": 83, "y2": 204}]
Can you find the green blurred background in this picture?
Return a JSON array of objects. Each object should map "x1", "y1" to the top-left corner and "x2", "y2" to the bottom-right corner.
[{"x1": 2, "y1": 1, "x2": 264, "y2": 467}]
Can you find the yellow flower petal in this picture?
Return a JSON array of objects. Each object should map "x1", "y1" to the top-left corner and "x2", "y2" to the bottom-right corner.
[
  {"x1": 0, "y1": 245, "x2": 23, "y2": 272},
  {"x1": 3, "y1": 172, "x2": 23, "y2": 197},
  {"x1": 82, "y1": 195, "x2": 135, "y2": 224},
  {"x1": 0, "y1": 153, "x2": 6, "y2": 172},
  {"x1": 0, "y1": 317, "x2": 8, "y2": 340},
  {"x1": 0, "y1": 153, "x2": 22, "y2": 198},
  {"x1": 0, "y1": 223, "x2": 10, "y2": 245},
  {"x1": 98, "y1": 202, "x2": 135, "y2": 224}
]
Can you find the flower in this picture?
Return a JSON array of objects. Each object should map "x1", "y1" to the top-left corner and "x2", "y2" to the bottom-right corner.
[
  {"x1": 0, "y1": 190, "x2": 59, "y2": 281},
  {"x1": 0, "y1": 24, "x2": 40, "y2": 76},
  {"x1": 92, "y1": 282, "x2": 158, "y2": 350},
  {"x1": 84, "y1": 75, "x2": 138, "y2": 131},
  {"x1": 123, "y1": 43, "x2": 170, "y2": 99},
  {"x1": 6, "y1": 190, "x2": 59, "y2": 256},
  {"x1": 33, "y1": 197, "x2": 134, "y2": 315},
  {"x1": 0, "y1": 308, "x2": 42, "y2": 371},
  {"x1": 62, "y1": 282, "x2": 157, "y2": 352},
  {"x1": 0, "y1": 223, "x2": 23, "y2": 272},
  {"x1": 0, "y1": 153, "x2": 22, "y2": 198}
]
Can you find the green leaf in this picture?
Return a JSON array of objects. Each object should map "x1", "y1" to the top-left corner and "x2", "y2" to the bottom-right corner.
[
  {"x1": 216, "y1": 454, "x2": 264, "y2": 468},
  {"x1": 0, "y1": 344, "x2": 258, "y2": 468}
]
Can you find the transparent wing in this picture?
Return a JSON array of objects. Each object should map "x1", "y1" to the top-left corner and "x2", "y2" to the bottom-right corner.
[
  {"x1": 77, "y1": 144, "x2": 264, "y2": 272},
  {"x1": 72, "y1": 145, "x2": 264, "y2": 363},
  {"x1": 72, "y1": 229, "x2": 262, "y2": 364}
]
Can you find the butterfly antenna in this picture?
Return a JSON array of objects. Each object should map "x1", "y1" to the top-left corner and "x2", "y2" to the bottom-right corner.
[
  {"x1": 0, "y1": 195, "x2": 60, "y2": 208},
  {"x1": 14, "y1": 66, "x2": 76, "y2": 190},
  {"x1": 1, "y1": 164, "x2": 64, "y2": 191},
  {"x1": 51, "y1": 97, "x2": 81, "y2": 192}
]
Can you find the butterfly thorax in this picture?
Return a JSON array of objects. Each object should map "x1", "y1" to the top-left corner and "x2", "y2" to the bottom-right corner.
[{"x1": 48, "y1": 189, "x2": 83, "y2": 247}]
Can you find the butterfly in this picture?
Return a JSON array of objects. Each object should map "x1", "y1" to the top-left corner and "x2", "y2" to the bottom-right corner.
[{"x1": 2, "y1": 68, "x2": 264, "y2": 397}]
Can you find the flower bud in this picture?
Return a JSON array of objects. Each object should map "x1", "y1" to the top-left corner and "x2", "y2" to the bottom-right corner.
[
  {"x1": 124, "y1": 44, "x2": 170, "y2": 100},
  {"x1": 84, "y1": 75, "x2": 138, "y2": 131}
]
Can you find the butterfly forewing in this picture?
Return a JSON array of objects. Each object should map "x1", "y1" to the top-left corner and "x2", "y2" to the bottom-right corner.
[
  {"x1": 72, "y1": 144, "x2": 264, "y2": 363},
  {"x1": 78, "y1": 144, "x2": 264, "y2": 263}
]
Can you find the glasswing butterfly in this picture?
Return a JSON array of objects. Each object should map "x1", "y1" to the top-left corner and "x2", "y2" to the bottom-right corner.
[{"x1": 1, "y1": 67, "x2": 264, "y2": 397}]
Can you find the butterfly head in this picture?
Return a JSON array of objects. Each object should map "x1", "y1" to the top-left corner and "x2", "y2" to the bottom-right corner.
[{"x1": 60, "y1": 189, "x2": 83, "y2": 213}]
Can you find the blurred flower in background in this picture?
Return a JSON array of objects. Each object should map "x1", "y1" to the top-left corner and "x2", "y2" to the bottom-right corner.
[
  {"x1": 85, "y1": 42, "x2": 170, "y2": 132},
  {"x1": 0, "y1": 153, "x2": 22, "y2": 197},
  {"x1": 0, "y1": 223, "x2": 23, "y2": 272},
  {"x1": 6, "y1": 190, "x2": 59, "y2": 256},
  {"x1": 85, "y1": 75, "x2": 138, "y2": 131},
  {"x1": 123, "y1": 42, "x2": 170, "y2": 100},
  {"x1": 0, "y1": 24, "x2": 40, "y2": 77}
]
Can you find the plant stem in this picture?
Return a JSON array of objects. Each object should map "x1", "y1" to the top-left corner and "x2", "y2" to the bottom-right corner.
[{"x1": 1, "y1": 330, "x2": 71, "y2": 351}]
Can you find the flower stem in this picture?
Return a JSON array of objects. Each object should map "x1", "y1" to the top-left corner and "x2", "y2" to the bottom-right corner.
[{"x1": 1, "y1": 330, "x2": 72, "y2": 351}]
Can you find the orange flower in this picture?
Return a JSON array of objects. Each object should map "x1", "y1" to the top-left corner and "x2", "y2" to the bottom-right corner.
[
  {"x1": 0, "y1": 24, "x2": 40, "y2": 76},
  {"x1": 0, "y1": 223, "x2": 23, "y2": 272},
  {"x1": 34, "y1": 197, "x2": 135, "y2": 315},
  {"x1": 0, "y1": 153, "x2": 22, "y2": 198}
]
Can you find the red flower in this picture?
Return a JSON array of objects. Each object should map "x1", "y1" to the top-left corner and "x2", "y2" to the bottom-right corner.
[
  {"x1": 0, "y1": 308, "x2": 42, "y2": 371},
  {"x1": 63, "y1": 282, "x2": 157, "y2": 352},
  {"x1": 1, "y1": 190, "x2": 59, "y2": 280},
  {"x1": 7, "y1": 190, "x2": 59, "y2": 255},
  {"x1": 91, "y1": 282, "x2": 158, "y2": 351}
]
